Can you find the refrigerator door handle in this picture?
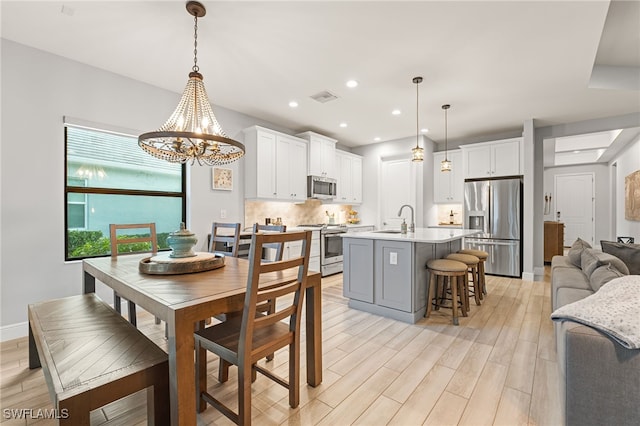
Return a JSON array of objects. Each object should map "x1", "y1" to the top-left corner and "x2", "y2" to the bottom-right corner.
[
  {"x1": 488, "y1": 183, "x2": 492, "y2": 235},
  {"x1": 465, "y1": 239, "x2": 518, "y2": 246}
]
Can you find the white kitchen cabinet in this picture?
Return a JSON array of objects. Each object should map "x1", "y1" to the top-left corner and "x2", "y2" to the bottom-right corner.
[
  {"x1": 335, "y1": 150, "x2": 363, "y2": 204},
  {"x1": 296, "y1": 131, "x2": 337, "y2": 179},
  {"x1": 433, "y1": 150, "x2": 463, "y2": 203},
  {"x1": 243, "y1": 126, "x2": 308, "y2": 201},
  {"x1": 461, "y1": 137, "x2": 522, "y2": 179}
]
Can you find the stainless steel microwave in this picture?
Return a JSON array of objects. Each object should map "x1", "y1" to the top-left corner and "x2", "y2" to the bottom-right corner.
[{"x1": 307, "y1": 175, "x2": 337, "y2": 199}]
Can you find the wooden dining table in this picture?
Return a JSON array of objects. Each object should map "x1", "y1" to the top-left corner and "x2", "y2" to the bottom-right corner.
[{"x1": 82, "y1": 253, "x2": 322, "y2": 425}]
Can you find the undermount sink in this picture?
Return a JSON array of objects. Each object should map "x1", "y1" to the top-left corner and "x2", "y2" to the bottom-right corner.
[{"x1": 373, "y1": 230, "x2": 403, "y2": 234}]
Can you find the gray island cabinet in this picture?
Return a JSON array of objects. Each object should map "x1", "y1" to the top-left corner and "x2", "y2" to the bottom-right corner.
[{"x1": 342, "y1": 228, "x2": 480, "y2": 323}]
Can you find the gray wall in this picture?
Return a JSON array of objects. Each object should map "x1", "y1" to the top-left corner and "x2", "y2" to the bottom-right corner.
[{"x1": 612, "y1": 136, "x2": 640, "y2": 240}]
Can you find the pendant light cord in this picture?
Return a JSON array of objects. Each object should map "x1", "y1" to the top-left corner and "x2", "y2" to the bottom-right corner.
[
  {"x1": 416, "y1": 82, "x2": 419, "y2": 149},
  {"x1": 444, "y1": 106, "x2": 448, "y2": 161},
  {"x1": 192, "y1": 14, "x2": 199, "y2": 73}
]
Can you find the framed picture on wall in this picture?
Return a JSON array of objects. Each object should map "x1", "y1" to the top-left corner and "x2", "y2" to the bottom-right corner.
[
  {"x1": 212, "y1": 167, "x2": 233, "y2": 191},
  {"x1": 625, "y1": 169, "x2": 640, "y2": 221}
]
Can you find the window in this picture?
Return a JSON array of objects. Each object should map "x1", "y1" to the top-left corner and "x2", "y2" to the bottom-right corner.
[{"x1": 65, "y1": 123, "x2": 186, "y2": 260}]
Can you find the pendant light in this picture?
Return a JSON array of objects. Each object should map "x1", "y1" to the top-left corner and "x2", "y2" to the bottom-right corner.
[
  {"x1": 411, "y1": 76, "x2": 424, "y2": 162},
  {"x1": 440, "y1": 104, "x2": 452, "y2": 172},
  {"x1": 139, "y1": 1, "x2": 245, "y2": 166}
]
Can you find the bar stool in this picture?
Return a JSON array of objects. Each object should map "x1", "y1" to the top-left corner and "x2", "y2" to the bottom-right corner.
[
  {"x1": 459, "y1": 249, "x2": 488, "y2": 298},
  {"x1": 446, "y1": 253, "x2": 481, "y2": 307},
  {"x1": 425, "y1": 259, "x2": 468, "y2": 325}
]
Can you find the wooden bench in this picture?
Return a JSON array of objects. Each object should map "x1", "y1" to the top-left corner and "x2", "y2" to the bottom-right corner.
[{"x1": 28, "y1": 293, "x2": 169, "y2": 425}]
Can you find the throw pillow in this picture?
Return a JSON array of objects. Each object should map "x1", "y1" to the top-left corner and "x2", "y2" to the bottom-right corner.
[
  {"x1": 590, "y1": 264, "x2": 626, "y2": 292},
  {"x1": 594, "y1": 252, "x2": 630, "y2": 275},
  {"x1": 581, "y1": 249, "x2": 602, "y2": 277},
  {"x1": 568, "y1": 238, "x2": 592, "y2": 268},
  {"x1": 601, "y1": 241, "x2": 640, "y2": 275}
]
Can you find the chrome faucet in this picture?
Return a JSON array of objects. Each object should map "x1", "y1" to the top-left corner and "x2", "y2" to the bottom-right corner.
[{"x1": 397, "y1": 204, "x2": 415, "y2": 233}]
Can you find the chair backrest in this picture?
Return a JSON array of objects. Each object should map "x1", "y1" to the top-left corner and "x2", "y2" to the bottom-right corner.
[
  {"x1": 109, "y1": 223, "x2": 158, "y2": 259},
  {"x1": 240, "y1": 230, "x2": 311, "y2": 358},
  {"x1": 252, "y1": 223, "x2": 287, "y2": 261},
  {"x1": 209, "y1": 222, "x2": 242, "y2": 257}
]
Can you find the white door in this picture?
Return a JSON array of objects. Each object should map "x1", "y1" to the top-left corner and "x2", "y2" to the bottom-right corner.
[
  {"x1": 555, "y1": 173, "x2": 595, "y2": 247},
  {"x1": 380, "y1": 158, "x2": 415, "y2": 229}
]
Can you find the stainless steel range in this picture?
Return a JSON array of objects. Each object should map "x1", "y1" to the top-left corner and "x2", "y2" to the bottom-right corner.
[{"x1": 298, "y1": 224, "x2": 347, "y2": 276}]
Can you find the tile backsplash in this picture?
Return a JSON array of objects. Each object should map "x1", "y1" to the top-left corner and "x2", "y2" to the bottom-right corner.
[
  {"x1": 245, "y1": 200, "x2": 354, "y2": 229},
  {"x1": 436, "y1": 204, "x2": 464, "y2": 225}
]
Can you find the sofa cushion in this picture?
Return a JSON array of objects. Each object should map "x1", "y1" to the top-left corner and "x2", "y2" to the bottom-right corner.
[
  {"x1": 590, "y1": 264, "x2": 626, "y2": 292},
  {"x1": 556, "y1": 286, "x2": 594, "y2": 310},
  {"x1": 551, "y1": 255, "x2": 574, "y2": 270},
  {"x1": 568, "y1": 238, "x2": 591, "y2": 267},
  {"x1": 581, "y1": 249, "x2": 602, "y2": 277},
  {"x1": 601, "y1": 240, "x2": 640, "y2": 275}
]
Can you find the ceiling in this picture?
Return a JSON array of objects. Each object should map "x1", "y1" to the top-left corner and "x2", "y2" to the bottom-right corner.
[{"x1": 2, "y1": 1, "x2": 639, "y2": 153}]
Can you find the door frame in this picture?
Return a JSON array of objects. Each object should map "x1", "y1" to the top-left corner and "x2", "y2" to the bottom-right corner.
[{"x1": 554, "y1": 172, "x2": 595, "y2": 247}]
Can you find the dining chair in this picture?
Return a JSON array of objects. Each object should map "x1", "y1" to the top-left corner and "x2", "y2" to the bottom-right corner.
[
  {"x1": 209, "y1": 222, "x2": 242, "y2": 257},
  {"x1": 217, "y1": 222, "x2": 288, "y2": 380},
  {"x1": 253, "y1": 223, "x2": 287, "y2": 261},
  {"x1": 109, "y1": 223, "x2": 158, "y2": 326},
  {"x1": 194, "y1": 230, "x2": 312, "y2": 425}
]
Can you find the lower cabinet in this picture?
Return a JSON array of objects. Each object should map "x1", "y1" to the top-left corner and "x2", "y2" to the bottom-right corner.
[
  {"x1": 343, "y1": 238, "x2": 374, "y2": 303},
  {"x1": 343, "y1": 238, "x2": 413, "y2": 312},
  {"x1": 374, "y1": 240, "x2": 413, "y2": 312}
]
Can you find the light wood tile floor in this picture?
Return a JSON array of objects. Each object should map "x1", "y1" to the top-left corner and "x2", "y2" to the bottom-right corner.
[{"x1": 0, "y1": 271, "x2": 561, "y2": 425}]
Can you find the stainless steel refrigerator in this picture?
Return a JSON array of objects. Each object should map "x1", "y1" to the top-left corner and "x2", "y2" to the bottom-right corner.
[{"x1": 464, "y1": 177, "x2": 522, "y2": 277}]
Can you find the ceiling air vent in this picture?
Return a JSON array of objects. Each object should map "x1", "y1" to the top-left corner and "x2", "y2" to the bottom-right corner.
[{"x1": 310, "y1": 90, "x2": 339, "y2": 103}]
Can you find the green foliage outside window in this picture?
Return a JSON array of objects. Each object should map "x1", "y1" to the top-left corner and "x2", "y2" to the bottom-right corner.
[{"x1": 68, "y1": 230, "x2": 170, "y2": 258}]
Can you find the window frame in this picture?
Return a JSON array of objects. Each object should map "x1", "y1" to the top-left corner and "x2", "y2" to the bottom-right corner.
[{"x1": 64, "y1": 125, "x2": 187, "y2": 261}]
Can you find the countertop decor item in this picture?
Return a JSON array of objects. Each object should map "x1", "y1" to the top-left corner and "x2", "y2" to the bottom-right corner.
[
  {"x1": 411, "y1": 76, "x2": 424, "y2": 162},
  {"x1": 167, "y1": 222, "x2": 198, "y2": 258},
  {"x1": 138, "y1": 1, "x2": 245, "y2": 166}
]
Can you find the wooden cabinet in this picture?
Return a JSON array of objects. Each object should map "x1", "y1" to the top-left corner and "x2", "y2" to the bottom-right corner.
[
  {"x1": 544, "y1": 221, "x2": 565, "y2": 263},
  {"x1": 243, "y1": 126, "x2": 307, "y2": 201},
  {"x1": 336, "y1": 150, "x2": 363, "y2": 204},
  {"x1": 461, "y1": 138, "x2": 522, "y2": 179},
  {"x1": 433, "y1": 150, "x2": 463, "y2": 203},
  {"x1": 296, "y1": 131, "x2": 337, "y2": 179}
]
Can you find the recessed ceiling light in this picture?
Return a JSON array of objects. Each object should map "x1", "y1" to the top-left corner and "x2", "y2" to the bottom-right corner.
[
  {"x1": 374, "y1": 137, "x2": 381, "y2": 142},
  {"x1": 392, "y1": 109, "x2": 401, "y2": 115},
  {"x1": 339, "y1": 122, "x2": 348, "y2": 128},
  {"x1": 288, "y1": 101, "x2": 299, "y2": 108},
  {"x1": 573, "y1": 150, "x2": 581, "y2": 153},
  {"x1": 346, "y1": 80, "x2": 358, "y2": 88},
  {"x1": 421, "y1": 128, "x2": 429, "y2": 133}
]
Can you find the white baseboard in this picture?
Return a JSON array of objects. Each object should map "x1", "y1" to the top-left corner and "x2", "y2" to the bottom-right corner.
[
  {"x1": 522, "y1": 271, "x2": 535, "y2": 281},
  {"x1": 0, "y1": 321, "x2": 28, "y2": 342},
  {"x1": 534, "y1": 266, "x2": 546, "y2": 277}
]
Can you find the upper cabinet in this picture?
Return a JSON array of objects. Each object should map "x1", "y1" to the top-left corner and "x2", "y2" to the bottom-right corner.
[
  {"x1": 296, "y1": 131, "x2": 337, "y2": 179},
  {"x1": 243, "y1": 126, "x2": 307, "y2": 201},
  {"x1": 460, "y1": 137, "x2": 522, "y2": 179},
  {"x1": 335, "y1": 150, "x2": 363, "y2": 204},
  {"x1": 433, "y1": 150, "x2": 463, "y2": 203}
]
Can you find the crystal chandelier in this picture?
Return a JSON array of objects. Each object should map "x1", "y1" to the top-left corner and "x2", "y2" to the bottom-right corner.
[
  {"x1": 440, "y1": 104, "x2": 452, "y2": 172},
  {"x1": 411, "y1": 77, "x2": 424, "y2": 162},
  {"x1": 139, "y1": 1, "x2": 245, "y2": 166}
]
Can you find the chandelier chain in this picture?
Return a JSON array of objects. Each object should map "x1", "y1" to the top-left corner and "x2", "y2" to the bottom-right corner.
[
  {"x1": 416, "y1": 82, "x2": 419, "y2": 148},
  {"x1": 192, "y1": 14, "x2": 199, "y2": 73},
  {"x1": 444, "y1": 106, "x2": 448, "y2": 160}
]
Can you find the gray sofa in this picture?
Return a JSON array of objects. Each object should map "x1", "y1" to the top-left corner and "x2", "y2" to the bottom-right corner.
[{"x1": 551, "y1": 242, "x2": 640, "y2": 426}]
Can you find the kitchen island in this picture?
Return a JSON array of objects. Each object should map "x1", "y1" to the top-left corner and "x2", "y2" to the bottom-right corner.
[{"x1": 342, "y1": 228, "x2": 480, "y2": 323}]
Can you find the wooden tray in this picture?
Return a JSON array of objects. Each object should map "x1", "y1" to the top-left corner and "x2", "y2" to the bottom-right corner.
[{"x1": 139, "y1": 252, "x2": 225, "y2": 275}]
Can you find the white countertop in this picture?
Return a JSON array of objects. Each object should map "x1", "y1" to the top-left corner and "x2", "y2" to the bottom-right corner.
[{"x1": 341, "y1": 228, "x2": 480, "y2": 243}]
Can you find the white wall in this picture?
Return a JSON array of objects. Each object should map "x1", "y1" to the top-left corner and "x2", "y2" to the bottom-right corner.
[
  {"x1": 352, "y1": 135, "x2": 434, "y2": 228},
  {"x1": 612, "y1": 135, "x2": 640, "y2": 240},
  {"x1": 543, "y1": 163, "x2": 611, "y2": 245},
  {"x1": 0, "y1": 40, "x2": 293, "y2": 338}
]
